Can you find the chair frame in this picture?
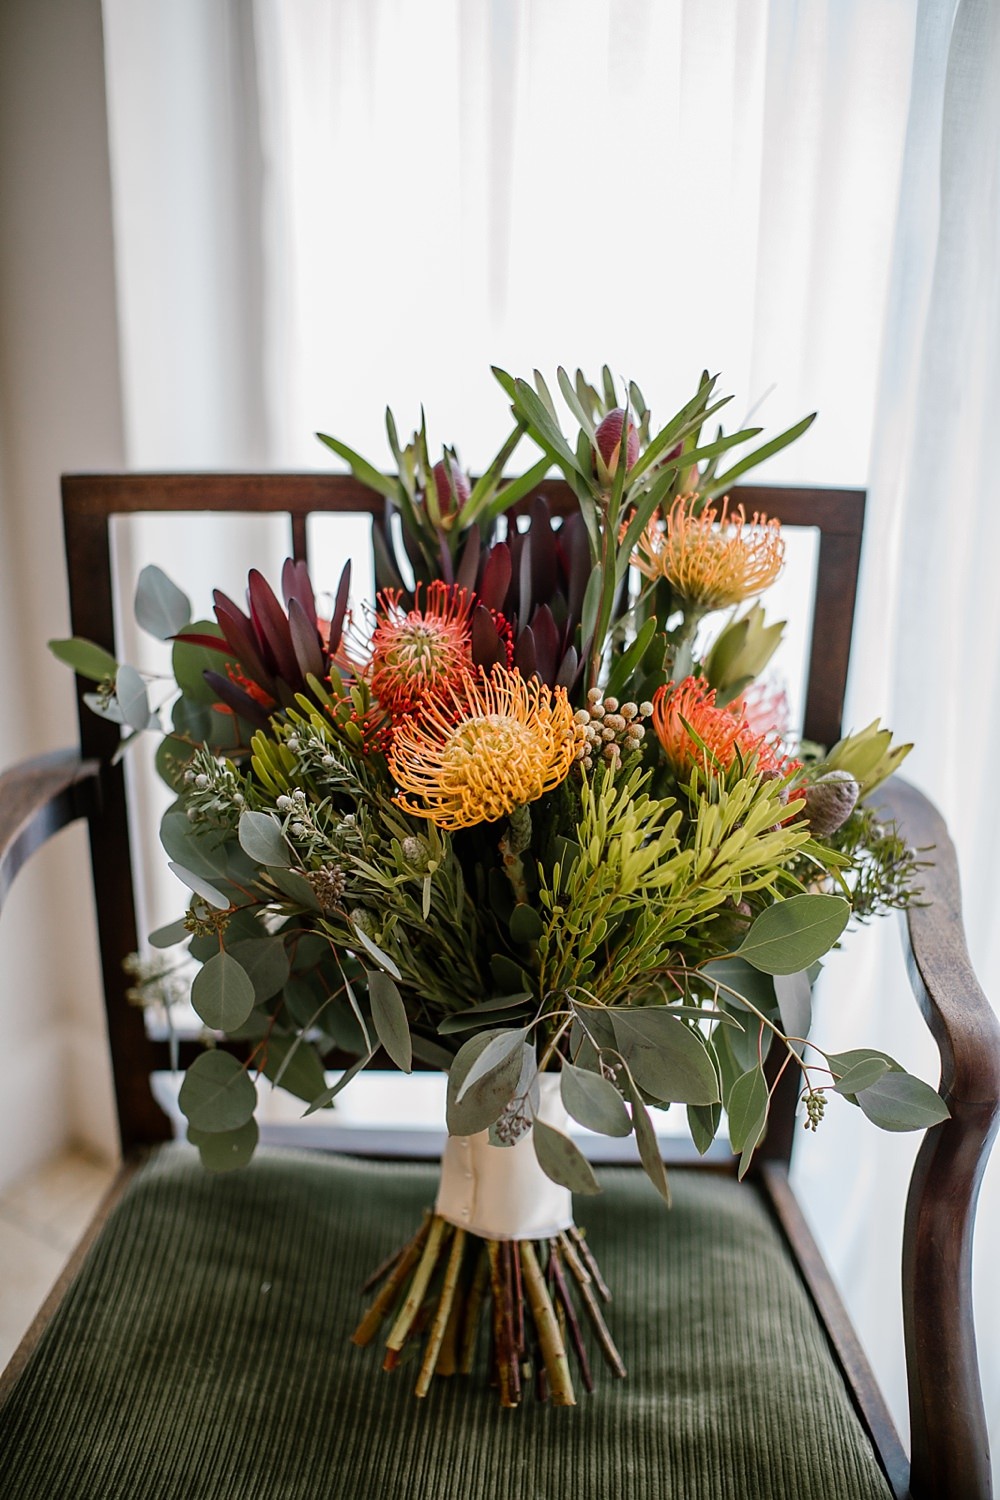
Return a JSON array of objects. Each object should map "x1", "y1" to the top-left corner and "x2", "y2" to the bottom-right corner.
[{"x1": 0, "y1": 472, "x2": 996, "y2": 1500}]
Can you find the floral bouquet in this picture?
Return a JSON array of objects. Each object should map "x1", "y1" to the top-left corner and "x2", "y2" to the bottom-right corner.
[{"x1": 52, "y1": 365, "x2": 943, "y2": 1408}]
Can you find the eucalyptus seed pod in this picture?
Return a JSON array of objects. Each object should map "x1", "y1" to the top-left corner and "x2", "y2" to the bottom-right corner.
[{"x1": 804, "y1": 770, "x2": 860, "y2": 836}]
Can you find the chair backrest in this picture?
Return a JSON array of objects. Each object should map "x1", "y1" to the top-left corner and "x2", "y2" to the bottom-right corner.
[{"x1": 61, "y1": 472, "x2": 866, "y2": 1156}]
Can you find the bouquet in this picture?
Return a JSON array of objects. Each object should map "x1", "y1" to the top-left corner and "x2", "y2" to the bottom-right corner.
[{"x1": 52, "y1": 365, "x2": 942, "y2": 1408}]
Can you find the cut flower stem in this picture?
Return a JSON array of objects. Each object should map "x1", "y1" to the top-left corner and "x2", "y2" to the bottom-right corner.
[{"x1": 351, "y1": 1211, "x2": 626, "y2": 1406}]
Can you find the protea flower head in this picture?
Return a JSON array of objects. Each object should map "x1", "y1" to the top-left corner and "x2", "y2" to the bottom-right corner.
[
  {"x1": 389, "y1": 665, "x2": 580, "y2": 830},
  {"x1": 594, "y1": 408, "x2": 640, "y2": 476},
  {"x1": 366, "y1": 581, "x2": 476, "y2": 722},
  {"x1": 634, "y1": 495, "x2": 784, "y2": 610},
  {"x1": 651, "y1": 676, "x2": 800, "y2": 781},
  {"x1": 177, "y1": 558, "x2": 351, "y2": 731}
]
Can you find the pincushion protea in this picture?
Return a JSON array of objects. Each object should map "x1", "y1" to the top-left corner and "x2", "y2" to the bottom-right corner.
[
  {"x1": 366, "y1": 582, "x2": 476, "y2": 722},
  {"x1": 651, "y1": 676, "x2": 800, "y2": 781},
  {"x1": 389, "y1": 666, "x2": 580, "y2": 830},
  {"x1": 633, "y1": 495, "x2": 784, "y2": 610}
]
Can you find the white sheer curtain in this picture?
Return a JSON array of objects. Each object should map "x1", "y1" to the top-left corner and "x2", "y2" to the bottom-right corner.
[{"x1": 100, "y1": 0, "x2": 999, "y2": 1465}]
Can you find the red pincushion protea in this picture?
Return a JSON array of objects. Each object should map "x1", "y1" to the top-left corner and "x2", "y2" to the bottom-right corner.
[
  {"x1": 366, "y1": 582, "x2": 475, "y2": 721},
  {"x1": 652, "y1": 676, "x2": 800, "y2": 780}
]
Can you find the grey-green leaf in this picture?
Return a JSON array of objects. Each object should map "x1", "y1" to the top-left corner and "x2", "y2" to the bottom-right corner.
[
  {"x1": 148, "y1": 917, "x2": 190, "y2": 949},
  {"x1": 624, "y1": 1073, "x2": 670, "y2": 1204},
  {"x1": 115, "y1": 664, "x2": 151, "y2": 732},
  {"x1": 227, "y1": 936, "x2": 291, "y2": 1003},
  {"x1": 167, "y1": 861, "x2": 229, "y2": 910},
  {"x1": 611, "y1": 1010, "x2": 720, "y2": 1105},
  {"x1": 238, "y1": 810, "x2": 293, "y2": 868},
  {"x1": 134, "y1": 564, "x2": 192, "y2": 640},
  {"x1": 736, "y1": 894, "x2": 850, "y2": 975},
  {"x1": 560, "y1": 1062, "x2": 632, "y2": 1138},
  {"x1": 368, "y1": 969, "x2": 412, "y2": 1073},
  {"x1": 855, "y1": 1072, "x2": 949, "y2": 1132},
  {"x1": 532, "y1": 1117, "x2": 601, "y2": 1194},
  {"x1": 457, "y1": 1028, "x2": 529, "y2": 1102},
  {"x1": 187, "y1": 1116, "x2": 258, "y2": 1172},
  {"x1": 773, "y1": 969, "x2": 812, "y2": 1041},
  {"x1": 48, "y1": 636, "x2": 117, "y2": 682},
  {"x1": 728, "y1": 1067, "x2": 769, "y2": 1157},
  {"x1": 447, "y1": 1030, "x2": 529, "y2": 1135},
  {"x1": 352, "y1": 926, "x2": 403, "y2": 981},
  {"x1": 178, "y1": 1050, "x2": 256, "y2": 1133},
  {"x1": 191, "y1": 950, "x2": 256, "y2": 1031}
]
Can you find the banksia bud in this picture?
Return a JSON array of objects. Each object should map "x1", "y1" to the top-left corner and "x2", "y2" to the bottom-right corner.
[
  {"x1": 594, "y1": 409, "x2": 639, "y2": 476},
  {"x1": 803, "y1": 770, "x2": 859, "y2": 836}
]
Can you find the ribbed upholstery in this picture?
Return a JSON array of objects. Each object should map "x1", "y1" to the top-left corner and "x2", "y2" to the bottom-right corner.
[{"x1": 0, "y1": 1146, "x2": 890, "y2": 1499}]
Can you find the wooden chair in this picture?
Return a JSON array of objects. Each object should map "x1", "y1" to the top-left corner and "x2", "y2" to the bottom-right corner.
[{"x1": 0, "y1": 473, "x2": 996, "y2": 1500}]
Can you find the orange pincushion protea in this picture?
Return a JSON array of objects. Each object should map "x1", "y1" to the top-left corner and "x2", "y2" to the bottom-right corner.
[
  {"x1": 389, "y1": 666, "x2": 579, "y2": 830},
  {"x1": 633, "y1": 495, "x2": 784, "y2": 609},
  {"x1": 367, "y1": 582, "x2": 474, "y2": 721},
  {"x1": 652, "y1": 677, "x2": 799, "y2": 780}
]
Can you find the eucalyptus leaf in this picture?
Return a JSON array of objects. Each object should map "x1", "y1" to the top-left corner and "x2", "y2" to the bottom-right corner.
[
  {"x1": 702, "y1": 958, "x2": 777, "y2": 1015},
  {"x1": 368, "y1": 969, "x2": 412, "y2": 1072},
  {"x1": 457, "y1": 1028, "x2": 530, "y2": 1102},
  {"x1": 115, "y1": 664, "x2": 152, "y2": 732},
  {"x1": 532, "y1": 1117, "x2": 601, "y2": 1194},
  {"x1": 187, "y1": 1116, "x2": 258, "y2": 1172},
  {"x1": 736, "y1": 894, "x2": 850, "y2": 975},
  {"x1": 134, "y1": 564, "x2": 192, "y2": 640},
  {"x1": 773, "y1": 969, "x2": 812, "y2": 1041},
  {"x1": 855, "y1": 1072, "x2": 949, "y2": 1132},
  {"x1": 238, "y1": 810, "x2": 293, "y2": 869},
  {"x1": 687, "y1": 1101, "x2": 722, "y2": 1156},
  {"x1": 560, "y1": 1062, "x2": 632, "y2": 1138},
  {"x1": 610, "y1": 1010, "x2": 720, "y2": 1105},
  {"x1": 352, "y1": 926, "x2": 402, "y2": 981},
  {"x1": 727, "y1": 1067, "x2": 769, "y2": 1156},
  {"x1": 262, "y1": 1033, "x2": 329, "y2": 1104},
  {"x1": 624, "y1": 1072, "x2": 670, "y2": 1204},
  {"x1": 304, "y1": 1052, "x2": 373, "y2": 1114},
  {"x1": 148, "y1": 917, "x2": 190, "y2": 950},
  {"x1": 833, "y1": 1056, "x2": 894, "y2": 1097},
  {"x1": 166, "y1": 861, "x2": 229, "y2": 910},
  {"x1": 48, "y1": 636, "x2": 117, "y2": 682},
  {"x1": 191, "y1": 951, "x2": 256, "y2": 1032},
  {"x1": 178, "y1": 1050, "x2": 256, "y2": 1133},
  {"x1": 447, "y1": 1030, "x2": 529, "y2": 1135},
  {"x1": 227, "y1": 936, "x2": 291, "y2": 1003}
]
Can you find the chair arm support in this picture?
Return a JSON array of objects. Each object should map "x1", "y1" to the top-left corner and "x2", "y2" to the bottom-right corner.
[
  {"x1": 875, "y1": 776, "x2": 1000, "y2": 1500},
  {"x1": 0, "y1": 750, "x2": 101, "y2": 914}
]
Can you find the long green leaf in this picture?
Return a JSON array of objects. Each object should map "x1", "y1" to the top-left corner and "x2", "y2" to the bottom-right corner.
[
  {"x1": 700, "y1": 412, "x2": 817, "y2": 498},
  {"x1": 316, "y1": 432, "x2": 397, "y2": 499}
]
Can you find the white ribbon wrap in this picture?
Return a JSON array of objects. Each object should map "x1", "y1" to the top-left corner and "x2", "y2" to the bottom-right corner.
[{"x1": 435, "y1": 1073, "x2": 574, "y2": 1240}]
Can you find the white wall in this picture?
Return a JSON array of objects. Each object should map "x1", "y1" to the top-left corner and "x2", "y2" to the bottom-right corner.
[{"x1": 0, "y1": 0, "x2": 125, "y2": 1185}]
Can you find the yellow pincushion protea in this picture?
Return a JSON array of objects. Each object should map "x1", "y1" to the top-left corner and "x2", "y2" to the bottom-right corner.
[
  {"x1": 633, "y1": 494, "x2": 784, "y2": 609},
  {"x1": 389, "y1": 666, "x2": 579, "y2": 830}
]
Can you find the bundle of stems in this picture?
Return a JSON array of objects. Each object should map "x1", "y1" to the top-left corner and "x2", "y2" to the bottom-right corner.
[{"x1": 351, "y1": 1212, "x2": 626, "y2": 1406}]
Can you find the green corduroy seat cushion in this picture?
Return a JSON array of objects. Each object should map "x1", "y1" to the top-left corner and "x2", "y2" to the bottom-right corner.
[{"x1": 0, "y1": 1145, "x2": 890, "y2": 1500}]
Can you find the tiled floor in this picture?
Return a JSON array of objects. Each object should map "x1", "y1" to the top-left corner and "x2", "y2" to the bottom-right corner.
[{"x1": 0, "y1": 1149, "x2": 116, "y2": 1369}]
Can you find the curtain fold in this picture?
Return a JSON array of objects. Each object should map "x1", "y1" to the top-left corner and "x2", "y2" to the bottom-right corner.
[{"x1": 99, "y1": 0, "x2": 998, "y2": 1467}]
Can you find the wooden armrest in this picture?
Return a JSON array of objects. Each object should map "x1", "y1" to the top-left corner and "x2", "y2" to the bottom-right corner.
[
  {"x1": 0, "y1": 750, "x2": 100, "y2": 913},
  {"x1": 875, "y1": 776, "x2": 1000, "y2": 1500}
]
